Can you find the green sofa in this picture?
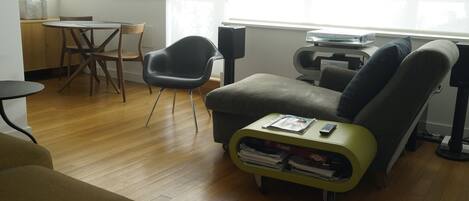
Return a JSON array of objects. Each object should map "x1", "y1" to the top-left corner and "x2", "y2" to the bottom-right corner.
[
  {"x1": 0, "y1": 134, "x2": 132, "y2": 201},
  {"x1": 206, "y1": 40, "x2": 459, "y2": 175}
]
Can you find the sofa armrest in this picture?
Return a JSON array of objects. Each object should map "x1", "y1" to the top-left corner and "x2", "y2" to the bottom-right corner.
[
  {"x1": 353, "y1": 40, "x2": 458, "y2": 173},
  {"x1": 0, "y1": 134, "x2": 53, "y2": 171},
  {"x1": 319, "y1": 67, "x2": 356, "y2": 92}
]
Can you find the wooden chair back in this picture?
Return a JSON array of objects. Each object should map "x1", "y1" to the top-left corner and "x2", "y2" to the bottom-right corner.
[
  {"x1": 121, "y1": 23, "x2": 145, "y2": 34},
  {"x1": 117, "y1": 23, "x2": 145, "y2": 58}
]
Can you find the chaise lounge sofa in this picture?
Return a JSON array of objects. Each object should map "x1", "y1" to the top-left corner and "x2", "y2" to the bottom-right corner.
[{"x1": 206, "y1": 39, "x2": 459, "y2": 175}]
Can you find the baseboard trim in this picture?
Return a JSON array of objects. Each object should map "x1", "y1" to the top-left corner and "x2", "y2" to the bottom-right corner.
[
  {"x1": 95, "y1": 68, "x2": 145, "y2": 84},
  {"x1": 25, "y1": 66, "x2": 79, "y2": 81},
  {"x1": 96, "y1": 69, "x2": 221, "y2": 94},
  {"x1": 424, "y1": 121, "x2": 469, "y2": 138}
]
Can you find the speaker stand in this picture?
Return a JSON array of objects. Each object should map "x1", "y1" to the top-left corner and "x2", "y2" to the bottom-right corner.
[
  {"x1": 436, "y1": 87, "x2": 469, "y2": 161},
  {"x1": 436, "y1": 145, "x2": 469, "y2": 161},
  {"x1": 224, "y1": 58, "x2": 235, "y2": 85}
]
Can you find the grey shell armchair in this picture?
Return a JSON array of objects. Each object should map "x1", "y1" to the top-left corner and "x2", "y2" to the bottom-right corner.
[{"x1": 143, "y1": 36, "x2": 223, "y2": 132}]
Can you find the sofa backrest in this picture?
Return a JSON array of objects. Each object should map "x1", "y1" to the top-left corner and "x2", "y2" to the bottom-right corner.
[{"x1": 353, "y1": 40, "x2": 459, "y2": 172}]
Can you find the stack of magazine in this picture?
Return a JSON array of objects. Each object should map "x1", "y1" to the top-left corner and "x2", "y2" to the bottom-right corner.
[
  {"x1": 238, "y1": 142, "x2": 287, "y2": 170},
  {"x1": 288, "y1": 155, "x2": 336, "y2": 181},
  {"x1": 237, "y1": 138, "x2": 352, "y2": 181}
]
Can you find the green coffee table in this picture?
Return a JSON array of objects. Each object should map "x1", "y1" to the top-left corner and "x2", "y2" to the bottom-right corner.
[{"x1": 229, "y1": 114, "x2": 377, "y2": 201}]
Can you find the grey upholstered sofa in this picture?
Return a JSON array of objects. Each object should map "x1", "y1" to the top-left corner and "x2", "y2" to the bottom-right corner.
[{"x1": 206, "y1": 40, "x2": 459, "y2": 175}]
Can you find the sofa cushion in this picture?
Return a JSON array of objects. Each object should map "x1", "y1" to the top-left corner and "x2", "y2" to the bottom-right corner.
[
  {"x1": 206, "y1": 73, "x2": 350, "y2": 122},
  {"x1": 0, "y1": 133, "x2": 53, "y2": 171},
  {"x1": 337, "y1": 37, "x2": 412, "y2": 119},
  {"x1": 0, "y1": 165, "x2": 132, "y2": 201}
]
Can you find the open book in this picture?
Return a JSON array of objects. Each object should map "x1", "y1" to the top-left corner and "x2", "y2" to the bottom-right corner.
[{"x1": 262, "y1": 115, "x2": 316, "y2": 134}]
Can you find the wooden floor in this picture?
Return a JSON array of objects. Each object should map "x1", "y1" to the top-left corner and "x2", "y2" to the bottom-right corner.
[{"x1": 27, "y1": 76, "x2": 469, "y2": 201}]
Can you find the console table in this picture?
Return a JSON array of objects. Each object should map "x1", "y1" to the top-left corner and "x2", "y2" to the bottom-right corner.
[
  {"x1": 229, "y1": 114, "x2": 377, "y2": 201},
  {"x1": 20, "y1": 18, "x2": 80, "y2": 72},
  {"x1": 0, "y1": 81, "x2": 44, "y2": 143}
]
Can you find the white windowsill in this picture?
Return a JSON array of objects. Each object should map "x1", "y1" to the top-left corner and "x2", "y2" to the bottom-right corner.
[{"x1": 223, "y1": 19, "x2": 469, "y2": 42}]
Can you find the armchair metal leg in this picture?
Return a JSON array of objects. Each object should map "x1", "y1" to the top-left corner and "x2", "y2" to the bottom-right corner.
[
  {"x1": 145, "y1": 88, "x2": 165, "y2": 127},
  {"x1": 148, "y1": 85, "x2": 153, "y2": 94},
  {"x1": 189, "y1": 90, "x2": 199, "y2": 133},
  {"x1": 198, "y1": 88, "x2": 211, "y2": 117},
  {"x1": 172, "y1": 89, "x2": 177, "y2": 114}
]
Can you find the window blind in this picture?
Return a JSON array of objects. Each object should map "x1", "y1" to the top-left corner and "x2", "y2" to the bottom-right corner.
[{"x1": 226, "y1": 0, "x2": 469, "y2": 36}]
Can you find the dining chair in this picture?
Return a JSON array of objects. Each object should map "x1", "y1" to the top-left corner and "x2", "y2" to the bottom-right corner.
[
  {"x1": 143, "y1": 36, "x2": 223, "y2": 133},
  {"x1": 59, "y1": 16, "x2": 94, "y2": 80},
  {"x1": 92, "y1": 23, "x2": 152, "y2": 102}
]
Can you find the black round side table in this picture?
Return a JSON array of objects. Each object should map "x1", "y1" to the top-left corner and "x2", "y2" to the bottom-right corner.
[{"x1": 0, "y1": 81, "x2": 44, "y2": 144}]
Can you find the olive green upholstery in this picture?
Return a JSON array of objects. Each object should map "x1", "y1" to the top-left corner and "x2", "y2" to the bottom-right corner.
[
  {"x1": 0, "y1": 134, "x2": 53, "y2": 171},
  {"x1": 0, "y1": 134, "x2": 131, "y2": 201}
]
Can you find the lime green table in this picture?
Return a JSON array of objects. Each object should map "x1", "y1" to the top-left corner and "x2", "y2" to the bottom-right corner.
[{"x1": 229, "y1": 114, "x2": 377, "y2": 201}]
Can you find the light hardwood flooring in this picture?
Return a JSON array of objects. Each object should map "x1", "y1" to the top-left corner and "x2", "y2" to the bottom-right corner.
[{"x1": 27, "y1": 76, "x2": 469, "y2": 201}]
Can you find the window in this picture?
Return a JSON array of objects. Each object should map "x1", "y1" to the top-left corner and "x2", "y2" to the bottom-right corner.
[
  {"x1": 166, "y1": 0, "x2": 225, "y2": 45},
  {"x1": 226, "y1": 0, "x2": 469, "y2": 36},
  {"x1": 166, "y1": 0, "x2": 226, "y2": 76}
]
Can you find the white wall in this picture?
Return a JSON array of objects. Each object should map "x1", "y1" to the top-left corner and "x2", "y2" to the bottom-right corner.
[
  {"x1": 234, "y1": 26, "x2": 467, "y2": 136},
  {"x1": 0, "y1": 0, "x2": 30, "y2": 139},
  {"x1": 47, "y1": 0, "x2": 60, "y2": 17},
  {"x1": 59, "y1": 0, "x2": 166, "y2": 82}
]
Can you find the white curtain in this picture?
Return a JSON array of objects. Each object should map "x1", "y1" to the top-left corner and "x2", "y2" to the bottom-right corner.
[
  {"x1": 166, "y1": 0, "x2": 226, "y2": 77},
  {"x1": 167, "y1": 0, "x2": 225, "y2": 44}
]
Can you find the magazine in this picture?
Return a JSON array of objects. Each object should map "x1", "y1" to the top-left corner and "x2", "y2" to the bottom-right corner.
[
  {"x1": 238, "y1": 143, "x2": 287, "y2": 170},
  {"x1": 288, "y1": 155, "x2": 335, "y2": 178},
  {"x1": 237, "y1": 138, "x2": 352, "y2": 181},
  {"x1": 262, "y1": 115, "x2": 316, "y2": 134}
]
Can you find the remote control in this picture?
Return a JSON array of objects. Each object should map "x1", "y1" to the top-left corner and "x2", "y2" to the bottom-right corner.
[{"x1": 319, "y1": 124, "x2": 337, "y2": 136}]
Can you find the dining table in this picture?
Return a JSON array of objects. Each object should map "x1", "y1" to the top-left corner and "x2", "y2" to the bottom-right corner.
[{"x1": 43, "y1": 21, "x2": 124, "y2": 95}]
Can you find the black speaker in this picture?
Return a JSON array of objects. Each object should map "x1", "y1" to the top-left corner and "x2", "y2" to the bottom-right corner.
[
  {"x1": 451, "y1": 43, "x2": 469, "y2": 87},
  {"x1": 218, "y1": 26, "x2": 246, "y2": 59},
  {"x1": 218, "y1": 26, "x2": 246, "y2": 85}
]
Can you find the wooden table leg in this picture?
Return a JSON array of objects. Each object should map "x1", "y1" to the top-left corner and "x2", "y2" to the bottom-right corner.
[
  {"x1": 100, "y1": 63, "x2": 120, "y2": 94},
  {"x1": 59, "y1": 28, "x2": 120, "y2": 94},
  {"x1": 58, "y1": 56, "x2": 93, "y2": 92},
  {"x1": 89, "y1": 58, "x2": 96, "y2": 96},
  {"x1": 116, "y1": 59, "x2": 126, "y2": 102}
]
